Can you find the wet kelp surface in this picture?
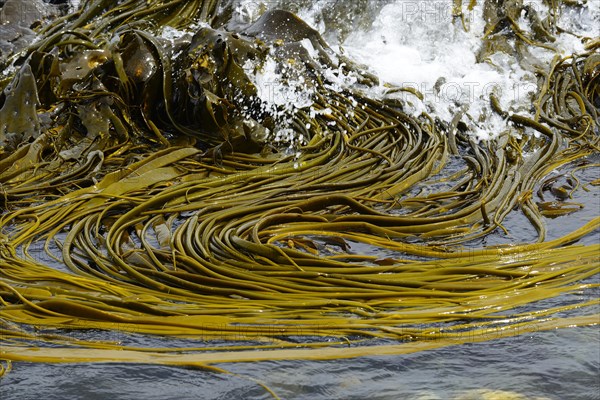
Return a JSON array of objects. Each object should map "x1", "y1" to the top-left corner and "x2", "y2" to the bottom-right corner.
[{"x1": 0, "y1": 0, "x2": 599, "y2": 384}]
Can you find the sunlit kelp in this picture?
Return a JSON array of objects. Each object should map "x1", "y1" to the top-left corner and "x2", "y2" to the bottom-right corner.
[{"x1": 0, "y1": 0, "x2": 599, "y2": 385}]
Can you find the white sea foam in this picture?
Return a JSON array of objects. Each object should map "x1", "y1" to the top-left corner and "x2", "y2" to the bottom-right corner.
[
  {"x1": 293, "y1": 0, "x2": 597, "y2": 141},
  {"x1": 69, "y1": 0, "x2": 81, "y2": 13},
  {"x1": 334, "y1": 1, "x2": 512, "y2": 140},
  {"x1": 241, "y1": 53, "x2": 316, "y2": 147}
]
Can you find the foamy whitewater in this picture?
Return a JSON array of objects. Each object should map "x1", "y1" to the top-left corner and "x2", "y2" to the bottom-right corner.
[
  {"x1": 337, "y1": 0, "x2": 598, "y2": 140},
  {"x1": 233, "y1": 0, "x2": 599, "y2": 142}
]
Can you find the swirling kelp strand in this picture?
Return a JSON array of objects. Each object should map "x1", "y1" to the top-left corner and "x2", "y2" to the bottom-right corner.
[{"x1": 0, "y1": 240, "x2": 597, "y2": 335}]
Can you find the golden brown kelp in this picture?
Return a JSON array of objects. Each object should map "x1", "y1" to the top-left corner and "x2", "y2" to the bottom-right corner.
[{"x1": 0, "y1": 0, "x2": 598, "y2": 378}]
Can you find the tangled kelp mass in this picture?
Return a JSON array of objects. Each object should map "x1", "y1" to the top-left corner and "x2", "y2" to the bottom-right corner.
[{"x1": 0, "y1": 0, "x2": 599, "y2": 383}]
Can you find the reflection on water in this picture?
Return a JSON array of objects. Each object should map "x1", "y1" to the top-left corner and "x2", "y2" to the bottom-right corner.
[{"x1": 1, "y1": 326, "x2": 598, "y2": 399}]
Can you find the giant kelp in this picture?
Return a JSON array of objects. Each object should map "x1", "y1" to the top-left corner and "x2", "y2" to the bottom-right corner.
[{"x1": 0, "y1": 0, "x2": 598, "y2": 383}]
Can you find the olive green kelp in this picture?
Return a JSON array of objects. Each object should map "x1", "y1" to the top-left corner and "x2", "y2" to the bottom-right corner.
[{"x1": 0, "y1": 0, "x2": 598, "y2": 381}]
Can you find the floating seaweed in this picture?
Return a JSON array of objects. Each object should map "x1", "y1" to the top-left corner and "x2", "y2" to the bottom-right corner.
[{"x1": 0, "y1": 0, "x2": 598, "y2": 393}]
